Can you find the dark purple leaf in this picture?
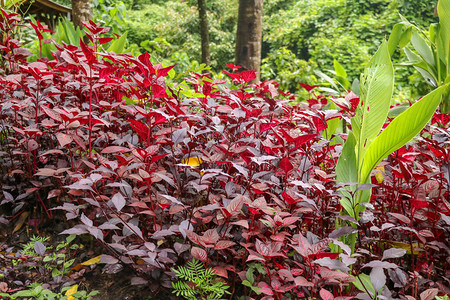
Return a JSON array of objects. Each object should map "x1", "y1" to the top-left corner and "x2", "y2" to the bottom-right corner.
[
  {"x1": 111, "y1": 192, "x2": 126, "y2": 211},
  {"x1": 99, "y1": 255, "x2": 119, "y2": 264},
  {"x1": 329, "y1": 226, "x2": 358, "y2": 239},
  {"x1": 382, "y1": 248, "x2": 407, "y2": 260},
  {"x1": 320, "y1": 288, "x2": 334, "y2": 300},
  {"x1": 314, "y1": 257, "x2": 350, "y2": 272},
  {"x1": 33, "y1": 241, "x2": 46, "y2": 256},
  {"x1": 370, "y1": 267, "x2": 386, "y2": 292},
  {"x1": 420, "y1": 288, "x2": 439, "y2": 300},
  {"x1": 363, "y1": 260, "x2": 398, "y2": 269}
]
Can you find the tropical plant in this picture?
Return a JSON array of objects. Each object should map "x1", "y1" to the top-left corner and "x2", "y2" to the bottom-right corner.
[
  {"x1": 389, "y1": 0, "x2": 450, "y2": 112},
  {"x1": 0, "y1": 282, "x2": 98, "y2": 300},
  {"x1": 172, "y1": 259, "x2": 230, "y2": 300},
  {"x1": 335, "y1": 39, "x2": 448, "y2": 247}
]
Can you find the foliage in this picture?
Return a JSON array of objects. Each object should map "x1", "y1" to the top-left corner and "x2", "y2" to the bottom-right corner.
[
  {"x1": 263, "y1": 0, "x2": 437, "y2": 95},
  {"x1": 172, "y1": 258, "x2": 230, "y2": 300},
  {"x1": 125, "y1": 0, "x2": 236, "y2": 71},
  {"x1": 0, "y1": 9, "x2": 449, "y2": 300},
  {"x1": 389, "y1": 0, "x2": 450, "y2": 112},
  {"x1": 92, "y1": 0, "x2": 127, "y2": 34},
  {"x1": 0, "y1": 282, "x2": 98, "y2": 300}
]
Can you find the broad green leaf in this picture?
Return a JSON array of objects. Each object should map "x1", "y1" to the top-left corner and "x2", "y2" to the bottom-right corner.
[
  {"x1": 353, "y1": 274, "x2": 376, "y2": 295},
  {"x1": 429, "y1": 23, "x2": 439, "y2": 44},
  {"x1": 360, "y1": 85, "x2": 447, "y2": 183},
  {"x1": 315, "y1": 70, "x2": 339, "y2": 90},
  {"x1": 339, "y1": 197, "x2": 356, "y2": 219},
  {"x1": 107, "y1": 32, "x2": 128, "y2": 54},
  {"x1": 411, "y1": 31, "x2": 435, "y2": 66},
  {"x1": 334, "y1": 59, "x2": 347, "y2": 78},
  {"x1": 350, "y1": 114, "x2": 361, "y2": 144},
  {"x1": 399, "y1": 26, "x2": 413, "y2": 48},
  {"x1": 358, "y1": 41, "x2": 394, "y2": 168},
  {"x1": 324, "y1": 102, "x2": 340, "y2": 140},
  {"x1": 336, "y1": 132, "x2": 357, "y2": 184},
  {"x1": 438, "y1": 0, "x2": 450, "y2": 73},
  {"x1": 388, "y1": 23, "x2": 406, "y2": 56},
  {"x1": 404, "y1": 47, "x2": 437, "y2": 87}
]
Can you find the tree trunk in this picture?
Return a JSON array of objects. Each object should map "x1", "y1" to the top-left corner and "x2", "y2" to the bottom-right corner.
[
  {"x1": 197, "y1": 0, "x2": 210, "y2": 66},
  {"x1": 71, "y1": 0, "x2": 91, "y2": 29},
  {"x1": 235, "y1": 0, "x2": 263, "y2": 82}
]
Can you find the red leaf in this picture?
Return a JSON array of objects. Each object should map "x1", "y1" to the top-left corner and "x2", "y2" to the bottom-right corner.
[
  {"x1": 282, "y1": 191, "x2": 300, "y2": 205},
  {"x1": 213, "y1": 266, "x2": 228, "y2": 278},
  {"x1": 191, "y1": 247, "x2": 208, "y2": 262},
  {"x1": 80, "y1": 40, "x2": 96, "y2": 64},
  {"x1": 129, "y1": 120, "x2": 149, "y2": 142},
  {"x1": 260, "y1": 122, "x2": 278, "y2": 133},
  {"x1": 214, "y1": 240, "x2": 236, "y2": 250},
  {"x1": 388, "y1": 212, "x2": 411, "y2": 224},
  {"x1": 225, "y1": 63, "x2": 242, "y2": 71},
  {"x1": 299, "y1": 83, "x2": 319, "y2": 92},
  {"x1": 151, "y1": 153, "x2": 169, "y2": 163},
  {"x1": 152, "y1": 84, "x2": 167, "y2": 98},
  {"x1": 156, "y1": 65, "x2": 175, "y2": 77},
  {"x1": 320, "y1": 288, "x2": 335, "y2": 300},
  {"x1": 101, "y1": 146, "x2": 130, "y2": 154},
  {"x1": 294, "y1": 134, "x2": 316, "y2": 149},
  {"x1": 240, "y1": 70, "x2": 256, "y2": 83},
  {"x1": 279, "y1": 157, "x2": 294, "y2": 173},
  {"x1": 313, "y1": 116, "x2": 327, "y2": 132},
  {"x1": 98, "y1": 37, "x2": 113, "y2": 44},
  {"x1": 312, "y1": 252, "x2": 339, "y2": 260}
]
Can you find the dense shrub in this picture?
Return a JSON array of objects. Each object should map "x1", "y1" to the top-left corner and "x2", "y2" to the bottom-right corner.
[{"x1": 0, "y1": 10, "x2": 449, "y2": 299}]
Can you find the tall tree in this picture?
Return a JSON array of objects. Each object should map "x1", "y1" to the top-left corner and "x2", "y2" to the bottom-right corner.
[
  {"x1": 197, "y1": 0, "x2": 210, "y2": 66},
  {"x1": 235, "y1": 0, "x2": 263, "y2": 82},
  {"x1": 71, "y1": 0, "x2": 91, "y2": 29}
]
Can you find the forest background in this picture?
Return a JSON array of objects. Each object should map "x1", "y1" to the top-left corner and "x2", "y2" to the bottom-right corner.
[{"x1": 20, "y1": 0, "x2": 437, "y2": 100}]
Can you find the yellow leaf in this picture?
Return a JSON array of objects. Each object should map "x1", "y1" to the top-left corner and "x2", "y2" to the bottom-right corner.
[
  {"x1": 377, "y1": 240, "x2": 421, "y2": 255},
  {"x1": 13, "y1": 211, "x2": 30, "y2": 233},
  {"x1": 181, "y1": 156, "x2": 203, "y2": 167},
  {"x1": 80, "y1": 255, "x2": 102, "y2": 266},
  {"x1": 374, "y1": 166, "x2": 385, "y2": 183},
  {"x1": 65, "y1": 284, "x2": 78, "y2": 300}
]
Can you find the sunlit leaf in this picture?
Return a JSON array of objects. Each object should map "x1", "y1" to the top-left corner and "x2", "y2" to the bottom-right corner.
[
  {"x1": 181, "y1": 156, "x2": 203, "y2": 167},
  {"x1": 65, "y1": 284, "x2": 78, "y2": 300},
  {"x1": 81, "y1": 255, "x2": 102, "y2": 266}
]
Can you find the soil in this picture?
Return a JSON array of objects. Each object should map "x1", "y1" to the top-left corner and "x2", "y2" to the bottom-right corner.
[{"x1": 0, "y1": 212, "x2": 178, "y2": 300}]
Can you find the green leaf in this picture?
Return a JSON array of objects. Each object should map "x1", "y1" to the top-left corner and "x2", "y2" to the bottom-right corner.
[
  {"x1": 107, "y1": 32, "x2": 128, "y2": 54},
  {"x1": 242, "y1": 280, "x2": 253, "y2": 287},
  {"x1": 399, "y1": 26, "x2": 413, "y2": 48},
  {"x1": 353, "y1": 273, "x2": 376, "y2": 295},
  {"x1": 438, "y1": 0, "x2": 450, "y2": 72},
  {"x1": 360, "y1": 85, "x2": 448, "y2": 183},
  {"x1": 339, "y1": 197, "x2": 356, "y2": 219},
  {"x1": 358, "y1": 41, "x2": 394, "y2": 170},
  {"x1": 388, "y1": 23, "x2": 407, "y2": 56},
  {"x1": 334, "y1": 59, "x2": 347, "y2": 78},
  {"x1": 11, "y1": 289, "x2": 37, "y2": 298},
  {"x1": 336, "y1": 132, "x2": 357, "y2": 184},
  {"x1": 404, "y1": 47, "x2": 437, "y2": 86},
  {"x1": 411, "y1": 31, "x2": 435, "y2": 66}
]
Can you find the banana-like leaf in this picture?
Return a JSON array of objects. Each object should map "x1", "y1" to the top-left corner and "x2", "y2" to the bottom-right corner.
[
  {"x1": 107, "y1": 32, "x2": 128, "y2": 54},
  {"x1": 336, "y1": 132, "x2": 357, "y2": 185},
  {"x1": 360, "y1": 85, "x2": 448, "y2": 183},
  {"x1": 388, "y1": 23, "x2": 407, "y2": 56},
  {"x1": 404, "y1": 47, "x2": 437, "y2": 87},
  {"x1": 438, "y1": 0, "x2": 450, "y2": 72},
  {"x1": 411, "y1": 32, "x2": 435, "y2": 66},
  {"x1": 358, "y1": 41, "x2": 394, "y2": 169}
]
